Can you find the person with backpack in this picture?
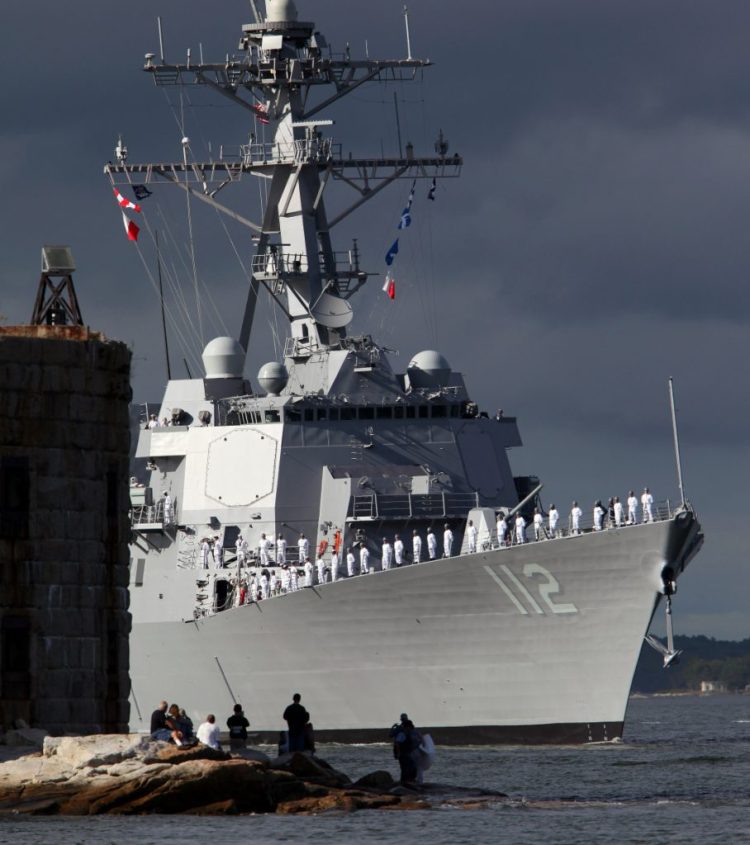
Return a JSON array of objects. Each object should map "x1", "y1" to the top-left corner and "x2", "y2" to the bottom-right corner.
[{"x1": 227, "y1": 703, "x2": 250, "y2": 750}]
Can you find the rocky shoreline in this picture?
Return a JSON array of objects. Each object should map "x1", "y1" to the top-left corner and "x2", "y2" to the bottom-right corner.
[{"x1": 0, "y1": 735, "x2": 505, "y2": 815}]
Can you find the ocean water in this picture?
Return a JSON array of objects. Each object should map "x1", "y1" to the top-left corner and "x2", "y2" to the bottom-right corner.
[{"x1": 2, "y1": 694, "x2": 749, "y2": 844}]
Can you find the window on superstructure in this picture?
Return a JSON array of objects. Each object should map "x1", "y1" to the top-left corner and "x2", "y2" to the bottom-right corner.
[
  {"x1": 394, "y1": 406, "x2": 404, "y2": 419},
  {"x1": 329, "y1": 408, "x2": 339, "y2": 421},
  {"x1": 304, "y1": 409, "x2": 314, "y2": 422},
  {"x1": 432, "y1": 406, "x2": 447, "y2": 418},
  {"x1": 418, "y1": 406, "x2": 429, "y2": 419},
  {"x1": 340, "y1": 407, "x2": 355, "y2": 420},
  {"x1": 359, "y1": 407, "x2": 374, "y2": 420},
  {"x1": 317, "y1": 409, "x2": 327, "y2": 421},
  {"x1": 285, "y1": 409, "x2": 302, "y2": 423},
  {"x1": 376, "y1": 407, "x2": 392, "y2": 419},
  {"x1": 405, "y1": 407, "x2": 415, "y2": 419},
  {"x1": 265, "y1": 410, "x2": 280, "y2": 423},
  {"x1": 450, "y1": 405, "x2": 460, "y2": 418}
]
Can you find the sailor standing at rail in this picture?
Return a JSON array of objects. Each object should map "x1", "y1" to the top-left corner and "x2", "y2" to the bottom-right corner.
[
  {"x1": 259, "y1": 533, "x2": 272, "y2": 566},
  {"x1": 260, "y1": 570, "x2": 270, "y2": 600},
  {"x1": 162, "y1": 492, "x2": 173, "y2": 525},
  {"x1": 281, "y1": 565, "x2": 291, "y2": 593},
  {"x1": 412, "y1": 529, "x2": 422, "y2": 563},
  {"x1": 201, "y1": 538, "x2": 210, "y2": 569},
  {"x1": 627, "y1": 490, "x2": 638, "y2": 525},
  {"x1": 593, "y1": 501, "x2": 605, "y2": 531},
  {"x1": 330, "y1": 550, "x2": 339, "y2": 581},
  {"x1": 304, "y1": 558, "x2": 314, "y2": 587},
  {"x1": 298, "y1": 533, "x2": 310, "y2": 565},
  {"x1": 289, "y1": 566, "x2": 299, "y2": 592},
  {"x1": 360, "y1": 542, "x2": 370, "y2": 574},
  {"x1": 641, "y1": 487, "x2": 654, "y2": 522},
  {"x1": 570, "y1": 501, "x2": 582, "y2": 535},
  {"x1": 316, "y1": 555, "x2": 326, "y2": 584},
  {"x1": 346, "y1": 546, "x2": 357, "y2": 577},
  {"x1": 443, "y1": 524, "x2": 454, "y2": 557},
  {"x1": 548, "y1": 504, "x2": 559, "y2": 539},
  {"x1": 381, "y1": 538, "x2": 393, "y2": 570},
  {"x1": 236, "y1": 535, "x2": 247, "y2": 567},
  {"x1": 466, "y1": 520, "x2": 478, "y2": 554},
  {"x1": 276, "y1": 533, "x2": 287, "y2": 565},
  {"x1": 514, "y1": 514, "x2": 526, "y2": 544},
  {"x1": 613, "y1": 496, "x2": 624, "y2": 527},
  {"x1": 213, "y1": 535, "x2": 224, "y2": 568},
  {"x1": 394, "y1": 535, "x2": 405, "y2": 566},
  {"x1": 532, "y1": 509, "x2": 544, "y2": 541},
  {"x1": 427, "y1": 528, "x2": 437, "y2": 560},
  {"x1": 496, "y1": 513, "x2": 508, "y2": 547}
]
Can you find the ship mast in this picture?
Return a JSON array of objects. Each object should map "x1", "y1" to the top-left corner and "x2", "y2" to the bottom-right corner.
[{"x1": 105, "y1": 0, "x2": 461, "y2": 365}]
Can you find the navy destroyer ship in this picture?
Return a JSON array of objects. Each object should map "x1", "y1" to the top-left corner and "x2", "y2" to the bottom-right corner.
[{"x1": 108, "y1": 0, "x2": 703, "y2": 743}]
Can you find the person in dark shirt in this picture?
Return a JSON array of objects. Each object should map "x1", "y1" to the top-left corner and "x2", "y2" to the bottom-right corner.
[
  {"x1": 150, "y1": 699, "x2": 183, "y2": 744},
  {"x1": 227, "y1": 703, "x2": 250, "y2": 750},
  {"x1": 390, "y1": 713, "x2": 420, "y2": 786},
  {"x1": 283, "y1": 693, "x2": 309, "y2": 753},
  {"x1": 150, "y1": 700, "x2": 169, "y2": 736}
]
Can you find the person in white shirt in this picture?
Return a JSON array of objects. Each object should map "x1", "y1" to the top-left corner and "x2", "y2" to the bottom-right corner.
[
  {"x1": 201, "y1": 538, "x2": 210, "y2": 569},
  {"x1": 532, "y1": 509, "x2": 544, "y2": 541},
  {"x1": 443, "y1": 524, "x2": 454, "y2": 557},
  {"x1": 236, "y1": 535, "x2": 247, "y2": 567},
  {"x1": 381, "y1": 538, "x2": 393, "y2": 570},
  {"x1": 496, "y1": 514, "x2": 508, "y2": 547},
  {"x1": 570, "y1": 501, "x2": 582, "y2": 535},
  {"x1": 213, "y1": 535, "x2": 224, "y2": 568},
  {"x1": 641, "y1": 487, "x2": 654, "y2": 522},
  {"x1": 412, "y1": 530, "x2": 422, "y2": 563},
  {"x1": 613, "y1": 496, "x2": 624, "y2": 527},
  {"x1": 162, "y1": 492, "x2": 173, "y2": 525},
  {"x1": 196, "y1": 714, "x2": 221, "y2": 750},
  {"x1": 281, "y1": 566, "x2": 291, "y2": 593},
  {"x1": 466, "y1": 520, "x2": 478, "y2": 554},
  {"x1": 316, "y1": 556, "x2": 326, "y2": 584},
  {"x1": 298, "y1": 533, "x2": 310, "y2": 564},
  {"x1": 276, "y1": 533, "x2": 287, "y2": 565},
  {"x1": 146, "y1": 413, "x2": 159, "y2": 429},
  {"x1": 289, "y1": 567, "x2": 299, "y2": 591},
  {"x1": 259, "y1": 533, "x2": 272, "y2": 566},
  {"x1": 260, "y1": 571, "x2": 270, "y2": 599},
  {"x1": 427, "y1": 530, "x2": 437, "y2": 560},
  {"x1": 346, "y1": 547, "x2": 357, "y2": 577},
  {"x1": 514, "y1": 514, "x2": 526, "y2": 544},
  {"x1": 627, "y1": 491, "x2": 638, "y2": 525},
  {"x1": 548, "y1": 505, "x2": 559, "y2": 538},
  {"x1": 360, "y1": 543, "x2": 370, "y2": 574},
  {"x1": 593, "y1": 501, "x2": 605, "y2": 531},
  {"x1": 330, "y1": 550, "x2": 339, "y2": 582},
  {"x1": 303, "y1": 558, "x2": 314, "y2": 587},
  {"x1": 394, "y1": 535, "x2": 405, "y2": 566}
]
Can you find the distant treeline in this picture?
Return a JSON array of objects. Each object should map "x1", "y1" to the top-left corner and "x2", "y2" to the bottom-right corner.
[{"x1": 632, "y1": 636, "x2": 750, "y2": 693}]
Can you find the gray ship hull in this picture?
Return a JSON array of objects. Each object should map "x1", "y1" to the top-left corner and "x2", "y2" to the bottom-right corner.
[{"x1": 128, "y1": 511, "x2": 701, "y2": 744}]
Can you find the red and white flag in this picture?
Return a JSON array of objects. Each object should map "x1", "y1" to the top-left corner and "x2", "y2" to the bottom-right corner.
[
  {"x1": 122, "y1": 211, "x2": 140, "y2": 242},
  {"x1": 252, "y1": 103, "x2": 270, "y2": 125},
  {"x1": 113, "y1": 187, "x2": 141, "y2": 212},
  {"x1": 382, "y1": 272, "x2": 395, "y2": 300}
]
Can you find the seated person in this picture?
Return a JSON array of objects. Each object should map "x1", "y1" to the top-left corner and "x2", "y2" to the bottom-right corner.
[{"x1": 150, "y1": 700, "x2": 183, "y2": 744}]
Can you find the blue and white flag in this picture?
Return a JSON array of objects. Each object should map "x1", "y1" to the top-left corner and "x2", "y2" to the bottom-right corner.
[
  {"x1": 427, "y1": 177, "x2": 437, "y2": 201},
  {"x1": 385, "y1": 238, "x2": 399, "y2": 266},
  {"x1": 398, "y1": 180, "x2": 416, "y2": 229}
]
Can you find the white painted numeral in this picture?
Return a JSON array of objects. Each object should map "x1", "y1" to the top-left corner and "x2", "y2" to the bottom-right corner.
[
  {"x1": 483, "y1": 563, "x2": 578, "y2": 615},
  {"x1": 522, "y1": 564, "x2": 578, "y2": 614}
]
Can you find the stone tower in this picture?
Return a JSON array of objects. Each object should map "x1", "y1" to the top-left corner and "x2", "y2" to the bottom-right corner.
[{"x1": 0, "y1": 263, "x2": 132, "y2": 732}]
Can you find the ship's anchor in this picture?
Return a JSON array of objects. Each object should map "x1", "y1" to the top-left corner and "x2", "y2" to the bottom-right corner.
[{"x1": 644, "y1": 566, "x2": 682, "y2": 668}]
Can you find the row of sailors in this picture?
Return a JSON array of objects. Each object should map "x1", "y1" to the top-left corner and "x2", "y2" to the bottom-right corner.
[{"x1": 199, "y1": 487, "x2": 657, "y2": 568}]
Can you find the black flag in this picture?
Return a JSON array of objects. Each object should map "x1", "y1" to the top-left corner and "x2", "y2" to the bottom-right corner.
[{"x1": 133, "y1": 185, "x2": 153, "y2": 201}]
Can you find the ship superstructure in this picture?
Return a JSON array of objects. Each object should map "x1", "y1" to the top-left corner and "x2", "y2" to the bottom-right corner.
[{"x1": 109, "y1": 1, "x2": 703, "y2": 743}]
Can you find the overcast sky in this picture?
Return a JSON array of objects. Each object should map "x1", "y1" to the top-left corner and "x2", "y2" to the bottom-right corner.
[{"x1": 3, "y1": 1, "x2": 749, "y2": 639}]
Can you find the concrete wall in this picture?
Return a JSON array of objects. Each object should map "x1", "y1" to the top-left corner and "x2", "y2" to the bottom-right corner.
[{"x1": 0, "y1": 325, "x2": 132, "y2": 733}]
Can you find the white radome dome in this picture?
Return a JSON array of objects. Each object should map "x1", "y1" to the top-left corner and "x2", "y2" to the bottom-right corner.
[
  {"x1": 257, "y1": 361, "x2": 289, "y2": 395},
  {"x1": 266, "y1": 0, "x2": 298, "y2": 21},
  {"x1": 202, "y1": 337, "x2": 245, "y2": 379},
  {"x1": 407, "y1": 350, "x2": 451, "y2": 388}
]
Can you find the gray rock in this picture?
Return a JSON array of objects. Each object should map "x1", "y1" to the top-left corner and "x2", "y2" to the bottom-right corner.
[
  {"x1": 43, "y1": 734, "x2": 149, "y2": 768},
  {"x1": 5, "y1": 728, "x2": 48, "y2": 748}
]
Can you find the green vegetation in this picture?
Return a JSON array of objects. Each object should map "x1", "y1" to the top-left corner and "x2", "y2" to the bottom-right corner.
[{"x1": 632, "y1": 636, "x2": 750, "y2": 693}]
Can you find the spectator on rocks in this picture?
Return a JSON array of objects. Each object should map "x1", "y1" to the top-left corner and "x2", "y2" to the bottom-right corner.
[
  {"x1": 390, "y1": 713, "x2": 421, "y2": 786},
  {"x1": 150, "y1": 700, "x2": 183, "y2": 745},
  {"x1": 283, "y1": 693, "x2": 310, "y2": 753},
  {"x1": 227, "y1": 703, "x2": 250, "y2": 750},
  {"x1": 168, "y1": 704, "x2": 194, "y2": 741},
  {"x1": 196, "y1": 714, "x2": 221, "y2": 750}
]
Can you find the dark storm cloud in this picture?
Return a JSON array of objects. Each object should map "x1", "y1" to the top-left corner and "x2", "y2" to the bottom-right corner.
[{"x1": 3, "y1": 0, "x2": 748, "y2": 637}]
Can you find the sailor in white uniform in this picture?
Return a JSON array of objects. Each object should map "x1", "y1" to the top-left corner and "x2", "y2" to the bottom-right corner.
[
  {"x1": 570, "y1": 502, "x2": 582, "y2": 535},
  {"x1": 360, "y1": 543, "x2": 370, "y2": 574},
  {"x1": 289, "y1": 567, "x2": 299, "y2": 592},
  {"x1": 466, "y1": 520, "x2": 478, "y2": 554},
  {"x1": 613, "y1": 496, "x2": 624, "y2": 527},
  {"x1": 236, "y1": 535, "x2": 247, "y2": 567},
  {"x1": 162, "y1": 492, "x2": 173, "y2": 524},
  {"x1": 443, "y1": 524, "x2": 454, "y2": 557},
  {"x1": 260, "y1": 571, "x2": 270, "y2": 600},
  {"x1": 258, "y1": 534, "x2": 270, "y2": 566},
  {"x1": 303, "y1": 558, "x2": 314, "y2": 587},
  {"x1": 593, "y1": 501, "x2": 605, "y2": 531},
  {"x1": 316, "y1": 555, "x2": 327, "y2": 584},
  {"x1": 427, "y1": 529, "x2": 437, "y2": 560},
  {"x1": 627, "y1": 491, "x2": 638, "y2": 525},
  {"x1": 514, "y1": 514, "x2": 526, "y2": 544},
  {"x1": 201, "y1": 538, "x2": 210, "y2": 569},
  {"x1": 298, "y1": 533, "x2": 310, "y2": 564},
  {"x1": 532, "y1": 509, "x2": 544, "y2": 541},
  {"x1": 346, "y1": 547, "x2": 357, "y2": 577},
  {"x1": 496, "y1": 514, "x2": 508, "y2": 547},
  {"x1": 641, "y1": 487, "x2": 654, "y2": 522},
  {"x1": 412, "y1": 530, "x2": 422, "y2": 563},
  {"x1": 394, "y1": 535, "x2": 405, "y2": 566},
  {"x1": 381, "y1": 538, "x2": 393, "y2": 571},
  {"x1": 548, "y1": 505, "x2": 559, "y2": 538},
  {"x1": 281, "y1": 566, "x2": 291, "y2": 593},
  {"x1": 330, "y1": 550, "x2": 339, "y2": 582},
  {"x1": 213, "y1": 535, "x2": 224, "y2": 568},
  {"x1": 276, "y1": 533, "x2": 287, "y2": 565}
]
